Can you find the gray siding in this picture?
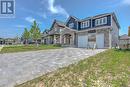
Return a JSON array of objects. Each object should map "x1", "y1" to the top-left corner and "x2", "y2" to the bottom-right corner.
[{"x1": 111, "y1": 17, "x2": 119, "y2": 47}]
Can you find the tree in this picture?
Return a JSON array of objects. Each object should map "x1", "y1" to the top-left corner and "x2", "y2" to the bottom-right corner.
[
  {"x1": 22, "y1": 28, "x2": 30, "y2": 45},
  {"x1": 128, "y1": 26, "x2": 130, "y2": 36},
  {"x1": 30, "y1": 21, "x2": 41, "y2": 46}
]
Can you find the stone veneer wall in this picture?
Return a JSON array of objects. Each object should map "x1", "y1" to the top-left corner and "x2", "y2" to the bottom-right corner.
[
  {"x1": 77, "y1": 29, "x2": 110, "y2": 48},
  {"x1": 96, "y1": 28, "x2": 110, "y2": 48}
]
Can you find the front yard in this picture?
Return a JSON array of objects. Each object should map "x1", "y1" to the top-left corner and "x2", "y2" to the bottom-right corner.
[
  {"x1": 16, "y1": 49, "x2": 130, "y2": 87},
  {"x1": 0, "y1": 45, "x2": 61, "y2": 53}
]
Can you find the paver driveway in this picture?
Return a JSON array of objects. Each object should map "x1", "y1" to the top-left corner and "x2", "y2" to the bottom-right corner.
[{"x1": 0, "y1": 48, "x2": 106, "y2": 87}]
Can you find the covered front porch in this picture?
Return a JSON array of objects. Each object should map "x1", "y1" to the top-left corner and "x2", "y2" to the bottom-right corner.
[
  {"x1": 42, "y1": 20, "x2": 77, "y2": 46},
  {"x1": 47, "y1": 33, "x2": 76, "y2": 46}
]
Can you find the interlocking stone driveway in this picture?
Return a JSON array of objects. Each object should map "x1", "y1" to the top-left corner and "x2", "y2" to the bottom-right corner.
[{"x1": 0, "y1": 48, "x2": 106, "y2": 87}]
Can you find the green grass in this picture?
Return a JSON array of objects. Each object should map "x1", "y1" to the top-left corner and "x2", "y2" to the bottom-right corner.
[
  {"x1": 15, "y1": 49, "x2": 130, "y2": 87},
  {"x1": 0, "y1": 45, "x2": 61, "y2": 54}
]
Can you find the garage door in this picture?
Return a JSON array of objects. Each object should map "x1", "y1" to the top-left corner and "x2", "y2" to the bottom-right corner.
[
  {"x1": 78, "y1": 35, "x2": 88, "y2": 48},
  {"x1": 96, "y1": 34, "x2": 104, "y2": 48}
]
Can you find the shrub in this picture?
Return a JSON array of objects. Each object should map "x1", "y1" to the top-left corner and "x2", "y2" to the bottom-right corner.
[{"x1": 53, "y1": 44, "x2": 62, "y2": 47}]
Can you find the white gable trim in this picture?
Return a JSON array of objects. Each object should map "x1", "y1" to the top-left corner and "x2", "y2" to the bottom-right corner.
[{"x1": 65, "y1": 16, "x2": 78, "y2": 25}]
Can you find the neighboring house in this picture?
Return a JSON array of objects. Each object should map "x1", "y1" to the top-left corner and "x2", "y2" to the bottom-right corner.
[
  {"x1": 0, "y1": 38, "x2": 21, "y2": 45},
  {"x1": 119, "y1": 34, "x2": 130, "y2": 49},
  {"x1": 0, "y1": 38, "x2": 4, "y2": 45},
  {"x1": 4, "y1": 38, "x2": 17, "y2": 45},
  {"x1": 42, "y1": 12, "x2": 120, "y2": 48}
]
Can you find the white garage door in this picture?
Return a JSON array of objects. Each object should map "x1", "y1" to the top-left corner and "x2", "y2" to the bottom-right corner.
[
  {"x1": 96, "y1": 34, "x2": 104, "y2": 48},
  {"x1": 78, "y1": 35, "x2": 88, "y2": 48}
]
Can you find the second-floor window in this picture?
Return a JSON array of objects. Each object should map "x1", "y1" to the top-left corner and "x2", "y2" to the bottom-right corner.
[
  {"x1": 81, "y1": 20, "x2": 90, "y2": 28},
  {"x1": 95, "y1": 17, "x2": 107, "y2": 26},
  {"x1": 69, "y1": 23, "x2": 74, "y2": 28}
]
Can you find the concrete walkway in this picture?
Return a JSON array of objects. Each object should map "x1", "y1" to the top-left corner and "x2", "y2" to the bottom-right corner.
[{"x1": 0, "y1": 48, "x2": 106, "y2": 87}]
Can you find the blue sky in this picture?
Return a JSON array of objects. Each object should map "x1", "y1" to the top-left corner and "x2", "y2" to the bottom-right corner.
[{"x1": 0, "y1": 0, "x2": 130, "y2": 38}]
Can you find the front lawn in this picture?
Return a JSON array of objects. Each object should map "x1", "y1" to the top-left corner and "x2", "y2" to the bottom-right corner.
[
  {"x1": 0, "y1": 45, "x2": 61, "y2": 53},
  {"x1": 16, "y1": 49, "x2": 130, "y2": 87}
]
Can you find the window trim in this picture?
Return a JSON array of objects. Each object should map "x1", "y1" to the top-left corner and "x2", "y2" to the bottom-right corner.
[
  {"x1": 95, "y1": 17, "x2": 107, "y2": 26},
  {"x1": 81, "y1": 20, "x2": 90, "y2": 28},
  {"x1": 102, "y1": 17, "x2": 107, "y2": 24}
]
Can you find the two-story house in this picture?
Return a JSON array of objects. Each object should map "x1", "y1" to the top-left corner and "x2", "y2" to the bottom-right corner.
[{"x1": 42, "y1": 12, "x2": 120, "y2": 48}]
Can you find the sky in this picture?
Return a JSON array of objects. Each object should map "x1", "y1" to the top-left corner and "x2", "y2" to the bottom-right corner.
[{"x1": 0, "y1": 0, "x2": 130, "y2": 38}]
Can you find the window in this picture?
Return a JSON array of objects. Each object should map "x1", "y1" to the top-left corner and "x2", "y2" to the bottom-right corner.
[
  {"x1": 102, "y1": 17, "x2": 107, "y2": 24},
  {"x1": 81, "y1": 20, "x2": 89, "y2": 28},
  {"x1": 95, "y1": 17, "x2": 107, "y2": 26},
  {"x1": 69, "y1": 23, "x2": 74, "y2": 28},
  {"x1": 95, "y1": 19, "x2": 100, "y2": 26}
]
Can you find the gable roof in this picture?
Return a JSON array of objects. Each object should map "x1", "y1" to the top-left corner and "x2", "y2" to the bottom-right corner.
[
  {"x1": 43, "y1": 29, "x2": 50, "y2": 34},
  {"x1": 111, "y1": 13, "x2": 120, "y2": 29},
  {"x1": 80, "y1": 17, "x2": 91, "y2": 22},
  {"x1": 55, "y1": 20, "x2": 65, "y2": 26},
  {"x1": 66, "y1": 16, "x2": 79, "y2": 24},
  {"x1": 46, "y1": 12, "x2": 120, "y2": 33},
  {"x1": 50, "y1": 20, "x2": 65, "y2": 30}
]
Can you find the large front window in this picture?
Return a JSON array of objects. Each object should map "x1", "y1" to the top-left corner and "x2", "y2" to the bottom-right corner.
[
  {"x1": 95, "y1": 17, "x2": 107, "y2": 26},
  {"x1": 81, "y1": 20, "x2": 89, "y2": 28}
]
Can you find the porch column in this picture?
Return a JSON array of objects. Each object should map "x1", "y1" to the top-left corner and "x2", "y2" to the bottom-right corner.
[
  {"x1": 54, "y1": 35, "x2": 56, "y2": 44},
  {"x1": 71, "y1": 33, "x2": 75, "y2": 45},
  {"x1": 49, "y1": 36, "x2": 51, "y2": 44},
  {"x1": 60, "y1": 34, "x2": 62, "y2": 44},
  {"x1": 64, "y1": 35, "x2": 66, "y2": 44}
]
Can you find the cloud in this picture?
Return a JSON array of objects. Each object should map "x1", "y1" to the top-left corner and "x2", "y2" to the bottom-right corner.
[
  {"x1": 25, "y1": 17, "x2": 35, "y2": 23},
  {"x1": 48, "y1": 0, "x2": 69, "y2": 17},
  {"x1": 25, "y1": 17, "x2": 42, "y2": 24},
  {"x1": 122, "y1": 0, "x2": 130, "y2": 5}
]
